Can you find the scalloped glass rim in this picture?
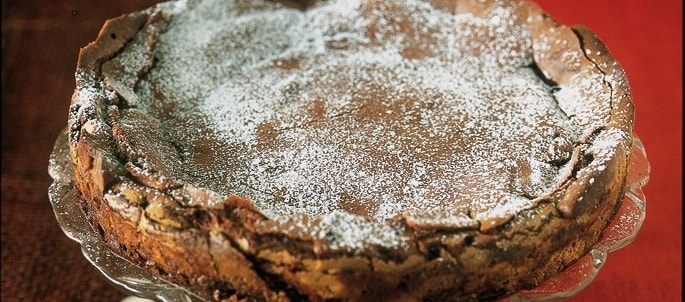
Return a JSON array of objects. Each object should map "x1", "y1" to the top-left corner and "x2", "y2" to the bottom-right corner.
[{"x1": 48, "y1": 131, "x2": 649, "y2": 302}]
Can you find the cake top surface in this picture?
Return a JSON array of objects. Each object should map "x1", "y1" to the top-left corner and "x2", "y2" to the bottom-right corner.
[{"x1": 72, "y1": 0, "x2": 633, "y2": 251}]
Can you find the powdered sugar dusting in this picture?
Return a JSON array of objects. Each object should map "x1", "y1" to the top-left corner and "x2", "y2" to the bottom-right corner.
[
  {"x1": 272, "y1": 210, "x2": 408, "y2": 252},
  {"x1": 130, "y1": 0, "x2": 602, "y2": 224}
]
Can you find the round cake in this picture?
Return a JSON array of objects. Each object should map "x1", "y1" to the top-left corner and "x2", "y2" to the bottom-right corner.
[{"x1": 66, "y1": 0, "x2": 634, "y2": 300}]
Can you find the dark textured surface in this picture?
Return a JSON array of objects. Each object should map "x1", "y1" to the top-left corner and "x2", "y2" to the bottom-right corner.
[
  {"x1": 1, "y1": 1, "x2": 160, "y2": 301},
  {"x1": 1, "y1": 1, "x2": 681, "y2": 301}
]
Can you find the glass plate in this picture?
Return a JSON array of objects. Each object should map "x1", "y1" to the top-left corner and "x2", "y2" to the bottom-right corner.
[{"x1": 48, "y1": 130, "x2": 649, "y2": 302}]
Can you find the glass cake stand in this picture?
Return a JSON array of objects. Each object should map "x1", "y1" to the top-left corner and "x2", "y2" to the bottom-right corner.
[{"x1": 48, "y1": 130, "x2": 649, "y2": 302}]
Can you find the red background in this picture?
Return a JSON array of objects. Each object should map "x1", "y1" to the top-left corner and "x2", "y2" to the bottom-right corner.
[
  {"x1": 535, "y1": 1, "x2": 683, "y2": 301},
  {"x1": 2, "y1": 0, "x2": 681, "y2": 301}
]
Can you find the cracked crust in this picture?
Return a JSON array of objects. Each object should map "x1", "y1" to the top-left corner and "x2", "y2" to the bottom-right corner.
[{"x1": 67, "y1": 0, "x2": 633, "y2": 301}]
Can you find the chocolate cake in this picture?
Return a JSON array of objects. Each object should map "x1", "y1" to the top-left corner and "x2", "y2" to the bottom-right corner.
[{"x1": 66, "y1": 0, "x2": 634, "y2": 300}]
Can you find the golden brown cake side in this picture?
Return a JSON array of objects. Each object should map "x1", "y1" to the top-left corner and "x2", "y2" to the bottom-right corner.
[{"x1": 67, "y1": 0, "x2": 634, "y2": 301}]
